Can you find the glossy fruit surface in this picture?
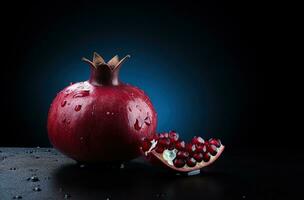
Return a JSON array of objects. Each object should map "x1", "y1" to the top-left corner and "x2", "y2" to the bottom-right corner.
[{"x1": 48, "y1": 52, "x2": 157, "y2": 162}]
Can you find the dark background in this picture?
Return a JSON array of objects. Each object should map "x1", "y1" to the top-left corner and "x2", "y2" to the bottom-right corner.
[{"x1": 1, "y1": 0, "x2": 293, "y2": 151}]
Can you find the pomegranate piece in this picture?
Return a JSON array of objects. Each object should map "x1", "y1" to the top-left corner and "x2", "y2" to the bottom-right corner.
[
  {"x1": 140, "y1": 131, "x2": 225, "y2": 175},
  {"x1": 48, "y1": 52, "x2": 157, "y2": 162}
]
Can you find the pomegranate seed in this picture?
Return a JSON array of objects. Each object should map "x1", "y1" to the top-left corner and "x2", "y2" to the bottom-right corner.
[
  {"x1": 173, "y1": 158, "x2": 185, "y2": 168},
  {"x1": 175, "y1": 141, "x2": 186, "y2": 150},
  {"x1": 163, "y1": 133, "x2": 169, "y2": 138},
  {"x1": 207, "y1": 144, "x2": 217, "y2": 156},
  {"x1": 192, "y1": 136, "x2": 205, "y2": 145},
  {"x1": 195, "y1": 144, "x2": 207, "y2": 153},
  {"x1": 209, "y1": 138, "x2": 221, "y2": 148},
  {"x1": 176, "y1": 151, "x2": 189, "y2": 159},
  {"x1": 203, "y1": 153, "x2": 210, "y2": 162},
  {"x1": 159, "y1": 134, "x2": 165, "y2": 139},
  {"x1": 186, "y1": 144, "x2": 196, "y2": 154},
  {"x1": 168, "y1": 131, "x2": 179, "y2": 143},
  {"x1": 141, "y1": 140, "x2": 151, "y2": 152},
  {"x1": 193, "y1": 153, "x2": 203, "y2": 162},
  {"x1": 155, "y1": 146, "x2": 164, "y2": 153},
  {"x1": 186, "y1": 157, "x2": 197, "y2": 167},
  {"x1": 158, "y1": 138, "x2": 170, "y2": 147}
]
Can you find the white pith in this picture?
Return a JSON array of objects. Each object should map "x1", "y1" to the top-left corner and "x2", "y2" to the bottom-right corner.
[
  {"x1": 162, "y1": 149, "x2": 178, "y2": 166},
  {"x1": 144, "y1": 139, "x2": 158, "y2": 156}
]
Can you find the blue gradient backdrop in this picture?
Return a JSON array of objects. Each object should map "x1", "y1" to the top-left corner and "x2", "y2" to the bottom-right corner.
[{"x1": 4, "y1": 1, "x2": 259, "y2": 148}]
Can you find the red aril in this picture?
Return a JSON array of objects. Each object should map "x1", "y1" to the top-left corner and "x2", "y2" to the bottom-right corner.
[{"x1": 47, "y1": 52, "x2": 157, "y2": 162}]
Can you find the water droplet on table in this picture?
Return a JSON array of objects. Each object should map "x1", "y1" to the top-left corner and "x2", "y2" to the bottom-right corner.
[
  {"x1": 33, "y1": 187, "x2": 41, "y2": 192},
  {"x1": 28, "y1": 176, "x2": 39, "y2": 182}
]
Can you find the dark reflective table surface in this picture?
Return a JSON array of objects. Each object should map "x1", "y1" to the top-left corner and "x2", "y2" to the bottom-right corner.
[{"x1": 0, "y1": 148, "x2": 302, "y2": 199}]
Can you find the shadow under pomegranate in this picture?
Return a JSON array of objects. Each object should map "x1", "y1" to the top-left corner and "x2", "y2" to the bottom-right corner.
[{"x1": 52, "y1": 160, "x2": 231, "y2": 199}]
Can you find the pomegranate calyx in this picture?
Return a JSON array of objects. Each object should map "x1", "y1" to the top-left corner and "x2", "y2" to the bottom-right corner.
[
  {"x1": 82, "y1": 52, "x2": 130, "y2": 71},
  {"x1": 82, "y1": 52, "x2": 130, "y2": 86}
]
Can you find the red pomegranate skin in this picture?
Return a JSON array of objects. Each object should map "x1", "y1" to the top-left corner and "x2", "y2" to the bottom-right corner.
[{"x1": 47, "y1": 53, "x2": 157, "y2": 162}]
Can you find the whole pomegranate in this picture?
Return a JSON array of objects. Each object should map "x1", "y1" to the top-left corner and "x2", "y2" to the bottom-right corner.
[{"x1": 47, "y1": 52, "x2": 157, "y2": 162}]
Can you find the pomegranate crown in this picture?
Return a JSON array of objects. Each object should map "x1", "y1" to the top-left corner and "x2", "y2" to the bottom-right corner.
[
  {"x1": 81, "y1": 52, "x2": 130, "y2": 86},
  {"x1": 82, "y1": 52, "x2": 130, "y2": 71}
]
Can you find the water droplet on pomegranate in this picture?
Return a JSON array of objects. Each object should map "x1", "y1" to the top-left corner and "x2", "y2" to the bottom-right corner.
[
  {"x1": 62, "y1": 118, "x2": 67, "y2": 123},
  {"x1": 70, "y1": 82, "x2": 74, "y2": 85},
  {"x1": 144, "y1": 116, "x2": 151, "y2": 126},
  {"x1": 128, "y1": 107, "x2": 132, "y2": 112},
  {"x1": 74, "y1": 105, "x2": 82, "y2": 111},
  {"x1": 136, "y1": 105, "x2": 142, "y2": 111},
  {"x1": 111, "y1": 112, "x2": 114, "y2": 115},
  {"x1": 134, "y1": 119, "x2": 142, "y2": 131},
  {"x1": 106, "y1": 111, "x2": 110, "y2": 115},
  {"x1": 73, "y1": 90, "x2": 90, "y2": 98},
  {"x1": 61, "y1": 100, "x2": 67, "y2": 107}
]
